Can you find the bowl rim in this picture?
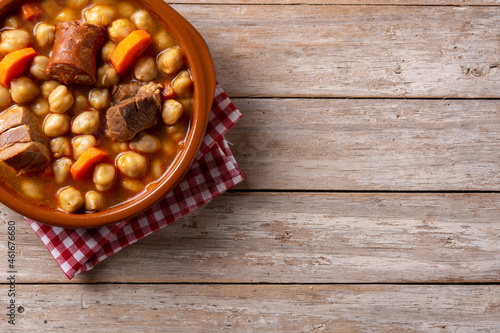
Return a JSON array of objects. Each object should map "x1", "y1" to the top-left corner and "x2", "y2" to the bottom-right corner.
[{"x1": 0, "y1": 0, "x2": 216, "y2": 228}]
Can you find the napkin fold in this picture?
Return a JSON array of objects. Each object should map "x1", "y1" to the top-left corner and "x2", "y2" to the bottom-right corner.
[{"x1": 25, "y1": 83, "x2": 243, "y2": 279}]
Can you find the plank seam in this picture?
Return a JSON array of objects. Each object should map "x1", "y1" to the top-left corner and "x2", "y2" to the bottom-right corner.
[
  {"x1": 229, "y1": 96, "x2": 500, "y2": 100},
  {"x1": 228, "y1": 189, "x2": 500, "y2": 194},
  {"x1": 169, "y1": 3, "x2": 500, "y2": 7},
  {"x1": 5, "y1": 282, "x2": 500, "y2": 285}
]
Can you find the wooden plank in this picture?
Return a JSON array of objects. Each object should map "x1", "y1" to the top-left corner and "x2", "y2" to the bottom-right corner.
[
  {"x1": 171, "y1": 1, "x2": 500, "y2": 5},
  {"x1": 3, "y1": 284, "x2": 500, "y2": 332},
  {"x1": 173, "y1": 5, "x2": 500, "y2": 98},
  {"x1": 226, "y1": 98, "x2": 500, "y2": 191},
  {"x1": 2, "y1": 192, "x2": 499, "y2": 283}
]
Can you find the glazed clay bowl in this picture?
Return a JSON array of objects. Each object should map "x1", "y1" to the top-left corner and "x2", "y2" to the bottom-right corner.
[{"x1": 0, "y1": 0, "x2": 215, "y2": 228}]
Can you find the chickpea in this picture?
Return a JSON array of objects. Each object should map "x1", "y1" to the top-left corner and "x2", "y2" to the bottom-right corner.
[
  {"x1": 58, "y1": 187, "x2": 84, "y2": 213},
  {"x1": 10, "y1": 77, "x2": 40, "y2": 104},
  {"x1": 167, "y1": 122, "x2": 188, "y2": 143},
  {"x1": 89, "y1": 89, "x2": 110, "y2": 110},
  {"x1": 130, "y1": 9, "x2": 155, "y2": 31},
  {"x1": 93, "y1": 0, "x2": 117, "y2": 4},
  {"x1": 157, "y1": 47, "x2": 183, "y2": 75},
  {"x1": 121, "y1": 178, "x2": 144, "y2": 193},
  {"x1": 20, "y1": 179, "x2": 44, "y2": 200},
  {"x1": 84, "y1": 5, "x2": 117, "y2": 26},
  {"x1": 108, "y1": 19, "x2": 135, "y2": 42},
  {"x1": 72, "y1": 135, "x2": 96, "y2": 159},
  {"x1": 172, "y1": 71, "x2": 193, "y2": 98},
  {"x1": 0, "y1": 30, "x2": 31, "y2": 54},
  {"x1": 101, "y1": 42, "x2": 116, "y2": 63},
  {"x1": 93, "y1": 163, "x2": 116, "y2": 191},
  {"x1": 41, "y1": 81, "x2": 61, "y2": 99},
  {"x1": 85, "y1": 191, "x2": 104, "y2": 211},
  {"x1": 35, "y1": 23, "x2": 56, "y2": 48},
  {"x1": 162, "y1": 99, "x2": 184, "y2": 125},
  {"x1": 41, "y1": 0, "x2": 58, "y2": 17},
  {"x1": 49, "y1": 85, "x2": 74, "y2": 113},
  {"x1": 129, "y1": 132, "x2": 161, "y2": 153},
  {"x1": 154, "y1": 30, "x2": 176, "y2": 51},
  {"x1": 0, "y1": 85, "x2": 12, "y2": 108},
  {"x1": 110, "y1": 141, "x2": 128, "y2": 153},
  {"x1": 50, "y1": 137, "x2": 71, "y2": 158},
  {"x1": 150, "y1": 158, "x2": 166, "y2": 179},
  {"x1": 72, "y1": 110, "x2": 100, "y2": 134},
  {"x1": 96, "y1": 64, "x2": 118, "y2": 88},
  {"x1": 117, "y1": 2, "x2": 135, "y2": 17},
  {"x1": 53, "y1": 157, "x2": 73, "y2": 183},
  {"x1": 70, "y1": 91, "x2": 88, "y2": 115},
  {"x1": 116, "y1": 152, "x2": 148, "y2": 178},
  {"x1": 30, "y1": 56, "x2": 50, "y2": 80},
  {"x1": 162, "y1": 137, "x2": 177, "y2": 156},
  {"x1": 55, "y1": 8, "x2": 78, "y2": 23},
  {"x1": 134, "y1": 56, "x2": 157, "y2": 82},
  {"x1": 30, "y1": 97, "x2": 50, "y2": 118},
  {"x1": 67, "y1": 0, "x2": 89, "y2": 7},
  {"x1": 43, "y1": 113, "x2": 71, "y2": 137},
  {"x1": 177, "y1": 97, "x2": 193, "y2": 114},
  {"x1": 4, "y1": 16, "x2": 21, "y2": 29}
]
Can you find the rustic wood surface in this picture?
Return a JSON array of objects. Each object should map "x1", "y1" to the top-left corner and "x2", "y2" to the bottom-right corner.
[
  {"x1": 2, "y1": 193, "x2": 500, "y2": 284},
  {"x1": 5, "y1": 285, "x2": 500, "y2": 332},
  {"x1": 1, "y1": 1, "x2": 500, "y2": 332},
  {"x1": 193, "y1": 5, "x2": 500, "y2": 98},
  {"x1": 227, "y1": 98, "x2": 500, "y2": 191}
]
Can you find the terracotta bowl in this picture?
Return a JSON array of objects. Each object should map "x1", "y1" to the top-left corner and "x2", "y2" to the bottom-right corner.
[{"x1": 0, "y1": 0, "x2": 215, "y2": 228}]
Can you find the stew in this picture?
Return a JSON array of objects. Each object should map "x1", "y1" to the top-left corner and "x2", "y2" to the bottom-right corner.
[{"x1": 0, "y1": 0, "x2": 193, "y2": 213}]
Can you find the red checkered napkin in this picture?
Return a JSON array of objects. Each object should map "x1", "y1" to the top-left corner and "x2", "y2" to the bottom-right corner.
[{"x1": 25, "y1": 83, "x2": 243, "y2": 279}]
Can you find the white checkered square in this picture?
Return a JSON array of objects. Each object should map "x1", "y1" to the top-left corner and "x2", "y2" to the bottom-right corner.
[
  {"x1": 50, "y1": 247, "x2": 61, "y2": 259},
  {"x1": 170, "y1": 202, "x2": 181, "y2": 215},
  {"x1": 73, "y1": 250, "x2": 84, "y2": 262},
  {"x1": 60, "y1": 262, "x2": 71, "y2": 273},
  {"x1": 62, "y1": 237, "x2": 74, "y2": 248},
  {"x1": 40, "y1": 235, "x2": 49, "y2": 245}
]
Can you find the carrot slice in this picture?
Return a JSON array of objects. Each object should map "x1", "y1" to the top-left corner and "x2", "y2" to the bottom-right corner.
[
  {"x1": 70, "y1": 147, "x2": 109, "y2": 181},
  {"x1": 161, "y1": 81, "x2": 175, "y2": 100},
  {"x1": 110, "y1": 30, "x2": 151, "y2": 75},
  {"x1": 0, "y1": 48, "x2": 37, "y2": 87},
  {"x1": 21, "y1": 2, "x2": 44, "y2": 21}
]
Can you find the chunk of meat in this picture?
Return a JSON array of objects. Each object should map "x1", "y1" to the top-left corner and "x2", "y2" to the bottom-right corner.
[
  {"x1": 0, "y1": 125, "x2": 43, "y2": 150},
  {"x1": 135, "y1": 82, "x2": 162, "y2": 116},
  {"x1": 112, "y1": 82, "x2": 142, "y2": 104},
  {"x1": 46, "y1": 20, "x2": 106, "y2": 85},
  {"x1": 106, "y1": 99, "x2": 137, "y2": 141},
  {"x1": 0, "y1": 141, "x2": 50, "y2": 171},
  {"x1": 0, "y1": 107, "x2": 50, "y2": 171},
  {"x1": 0, "y1": 106, "x2": 36, "y2": 135},
  {"x1": 106, "y1": 83, "x2": 162, "y2": 141}
]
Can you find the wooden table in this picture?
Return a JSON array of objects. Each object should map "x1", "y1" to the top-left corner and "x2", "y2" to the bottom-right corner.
[{"x1": 2, "y1": 0, "x2": 500, "y2": 331}]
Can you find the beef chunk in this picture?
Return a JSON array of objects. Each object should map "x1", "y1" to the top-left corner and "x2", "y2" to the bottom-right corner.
[
  {"x1": 0, "y1": 125, "x2": 43, "y2": 150},
  {"x1": 0, "y1": 107, "x2": 50, "y2": 171},
  {"x1": 136, "y1": 83, "x2": 162, "y2": 113},
  {"x1": 112, "y1": 82, "x2": 142, "y2": 104},
  {"x1": 106, "y1": 83, "x2": 162, "y2": 141},
  {"x1": 106, "y1": 99, "x2": 138, "y2": 142},
  {"x1": 0, "y1": 141, "x2": 51, "y2": 171},
  {"x1": 0, "y1": 107, "x2": 36, "y2": 135}
]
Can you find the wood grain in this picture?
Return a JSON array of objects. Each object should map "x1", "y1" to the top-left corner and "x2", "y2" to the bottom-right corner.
[
  {"x1": 2, "y1": 192, "x2": 499, "y2": 283},
  {"x1": 171, "y1": 0, "x2": 500, "y2": 5},
  {"x1": 5, "y1": 284, "x2": 500, "y2": 332},
  {"x1": 173, "y1": 5, "x2": 500, "y2": 98},
  {"x1": 226, "y1": 98, "x2": 500, "y2": 191}
]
